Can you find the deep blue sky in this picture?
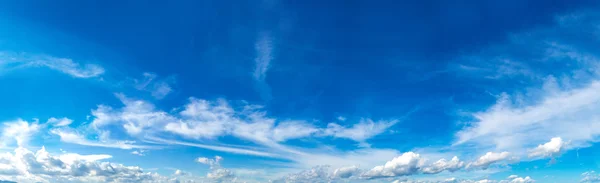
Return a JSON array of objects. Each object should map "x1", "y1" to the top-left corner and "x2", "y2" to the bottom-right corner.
[{"x1": 1, "y1": 0, "x2": 600, "y2": 182}]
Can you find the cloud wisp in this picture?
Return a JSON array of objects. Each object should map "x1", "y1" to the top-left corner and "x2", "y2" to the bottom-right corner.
[{"x1": 0, "y1": 51, "x2": 104, "y2": 78}]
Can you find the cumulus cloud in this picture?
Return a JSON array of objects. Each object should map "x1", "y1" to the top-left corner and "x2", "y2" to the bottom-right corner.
[
  {"x1": 0, "y1": 146, "x2": 173, "y2": 183},
  {"x1": 1, "y1": 119, "x2": 40, "y2": 147},
  {"x1": 502, "y1": 176, "x2": 534, "y2": 183},
  {"x1": 173, "y1": 169, "x2": 190, "y2": 176},
  {"x1": 391, "y1": 176, "x2": 534, "y2": 183},
  {"x1": 271, "y1": 165, "x2": 332, "y2": 183},
  {"x1": 196, "y1": 156, "x2": 235, "y2": 182},
  {"x1": 467, "y1": 152, "x2": 511, "y2": 169},
  {"x1": 332, "y1": 165, "x2": 360, "y2": 179},
  {"x1": 290, "y1": 151, "x2": 470, "y2": 181},
  {"x1": 0, "y1": 51, "x2": 104, "y2": 78},
  {"x1": 131, "y1": 150, "x2": 146, "y2": 156},
  {"x1": 421, "y1": 156, "x2": 465, "y2": 174},
  {"x1": 196, "y1": 156, "x2": 223, "y2": 166},
  {"x1": 361, "y1": 152, "x2": 424, "y2": 178},
  {"x1": 528, "y1": 137, "x2": 565, "y2": 159}
]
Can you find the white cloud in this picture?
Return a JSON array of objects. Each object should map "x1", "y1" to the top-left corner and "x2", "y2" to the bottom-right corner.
[
  {"x1": 91, "y1": 93, "x2": 177, "y2": 136},
  {"x1": 332, "y1": 165, "x2": 360, "y2": 178},
  {"x1": 253, "y1": 33, "x2": 273, "y2": 81},
  {"x1": 165, "y1": 98, "x2": 233, "y2": 139},
  {"x1": 46, "y1": 117, "x2": 73, "y2": 127},
  {"x1": 173, "y1": 169, "x2": 190, "y2": 176},
  {"x1": 455, "y1": 79, "x2": 600, "y2": 154},
  {"x1": 421, "y1": 156, "x2": 465, "y2": 174},
  {"x1": 467, "y1": 152, "x2": 511, "y2": 169},
  {"x1": 143, "y1": 136, "x2": 278, "y2": 158},
  {"x1": 271, "y1": 165, "x2": 332, "y2": 183},
  {"x1": 196, "y1": 156, "x2": 223, "y2": 166},
  {"x1": 131, "y1": 150, "x2": 146, "y2": 156},
  {"x1": 196, "y1": 155, "x2": 236, "y2": 182},
  {"x1": 501, "y1": 176, "x2": 534, "y2": 183},
  {"x1": 391, "y1": 176, "x2": 535, "y2": 183},
  {"x1": 324, "y1": 119, "x2": 399, "y2": 144},
  {"x1": 1, "y1": 119, "x2": 40, "y2": 147},
  {"x1": 0, "y1": 146, "x2": 173, "y2": 183},
  {"x1": 453, "y1": 11, "x2": 600, "y2": 162},
  {"x1": 528, "y1": 137, "x2": 565, "y2": 159},
  {"x1": 581, "y1": 171, "x2": 600, "y2": 183},
  {"x1": 133, "y1": 72, "x2": 173, "y2": 99},
  {"x1": 50, "y1": 129, "x2": 151, "y2": 150},
  {"x1": 0, "y1": 52, "x2": 104, "y2": 78},
  {"x1": 272, "y1": 120, "x2": 319, "y2": 142},
  {"x1": 361, "y1": 152, "x2": 424, "y2": 178}
]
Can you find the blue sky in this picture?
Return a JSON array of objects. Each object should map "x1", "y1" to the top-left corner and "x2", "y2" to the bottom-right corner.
[{"x1": 1, "y1": 0, "x2": 600, "y2": 182}]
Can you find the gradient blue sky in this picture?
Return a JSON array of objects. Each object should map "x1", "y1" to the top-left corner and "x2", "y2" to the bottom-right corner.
[{"x1": 1, "y1": 0, "x2": 600, "y2": 182}]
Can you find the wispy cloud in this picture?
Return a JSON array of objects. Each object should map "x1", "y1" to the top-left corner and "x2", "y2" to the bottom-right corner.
[
  {"x1": 143, "y1": 136, "x2": 280, "y2": 158},
  {"x1": 253, "y1": 32, "x2": 274, "y2": 101},
  {"x1": 50, "y1": 129, "x2": 153, "y2": 150},
  {"x1": 0, "y1": 51, "x2": 104, "y2": 78},
  {"x1": 453, "y1": 11, "x2": 600, "y2": 158},
  {"x1": 253, "y1": 33, "x2": 273, "y2": 81},
  {"x1": 133, "y1": 72, "x2": 173, "y2": 99}
]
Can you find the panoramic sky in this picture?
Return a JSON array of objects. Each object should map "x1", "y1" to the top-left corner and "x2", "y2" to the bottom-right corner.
[{"x1": 2, "y1": 0, "x2": 600, "y2": 182}]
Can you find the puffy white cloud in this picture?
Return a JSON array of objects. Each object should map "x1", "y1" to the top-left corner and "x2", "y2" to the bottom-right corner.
[
  {"x1": 173, "y1": 169, "x2": 190, "y2": 176},
  {"x1": 0, "y1": 146, "x2": 173, "y2": 183},
  {"x1": 467, "y1": 152, "x2": 511, "y2": 169},
  {"x1": 272, "y1": 165, "x2": 332, "y2": 183},
  {"x1": 528, "y1": 137, "x2": 565, "y2": 158},
  {"x1": 421, "y1": 156, "x2": 465, "y2": 174},
  {"x1": 332, "y1": 165, "x2": 360, "y2": 178},
  {"x1": 196, "y1": 156, "x2": 223, "y2": 166},
  {"x1": 391, "y1": 176, "x2": 535, "y2": 183},
  {"x1": 46, "y1": 117, "x2": 73, "y2": 127},
  {"x1": 362, "y1": 152, "x2": 424, "y2": 178},
  {"x1": 1, "y1": 119, "x2": 40, "y2": 147},
  {"x1": 207, "y1": 168, "x2": 235, "y2": 182},
  {"x1": 0, "y1": 51, "x2": 104, "y2": 78},
  {"x1": 501, "y1": 176, "x2": 534, "y2": 183},
  {"x1": 324, "y1": 118, "x2": 399, "y2": 143},
  {"x1": 196, "y1": 156, "x2": 236, "y2": 183},
  {"x1": 131, "y1": 150, "x2": 146, "y2": 156}
]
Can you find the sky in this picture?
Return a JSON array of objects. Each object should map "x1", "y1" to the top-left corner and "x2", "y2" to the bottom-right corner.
[{"x1": 2, "y1": 0, "x2": 600, "y2": 182}]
